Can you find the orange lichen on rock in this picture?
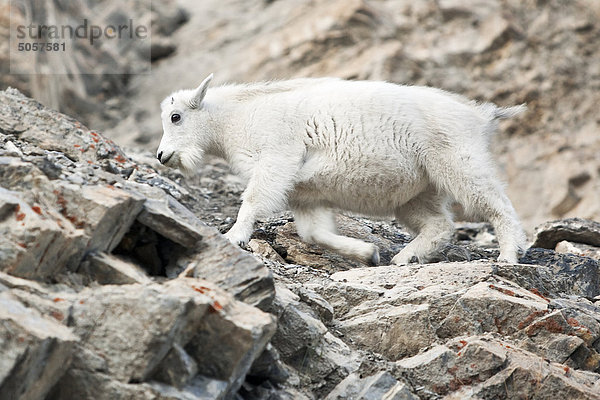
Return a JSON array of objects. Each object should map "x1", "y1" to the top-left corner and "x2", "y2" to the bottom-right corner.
[
  {"x1": 50, "y1": 311, "x2": 64, "y2": 321},
  {"x1": 525, "y1": 317, "x2": 564, "y2": 336},
  {"x1": 14, "y1": 204, "x2": 26, "y2": 221},
  {"x1": 192, "y1": 285, "x2": 212, "y2": 294},
  {"x1": 489, "y1": 284, "x2": 515, "y2": 297},
  {"x1": 528, "y1": 288, "x2": 549, "y2": 302},
  {"x1": 209, "y1": 300, "x2": 224, "y2": 313},
  {"x1": 518, "y1": 310, "x2": 548, "y2": 330}
]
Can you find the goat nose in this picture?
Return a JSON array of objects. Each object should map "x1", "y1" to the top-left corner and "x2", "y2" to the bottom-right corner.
[{"x1": 157, "y1": 151, "x2": 163, "y2": 162}]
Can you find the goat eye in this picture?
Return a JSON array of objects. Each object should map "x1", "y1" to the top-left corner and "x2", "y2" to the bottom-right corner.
[{"x1": 171, "y1": 113, "x2": 181, "y2": 123}]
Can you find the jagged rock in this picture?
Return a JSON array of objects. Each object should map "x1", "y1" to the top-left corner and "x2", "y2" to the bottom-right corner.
[
  {"x1": 556, "y1": 240, "x2": 600, "y2": 261},
  {"x1": 183, "y1": 281, "x2": 276, "y2": 398},
  {"x1": 79, "y1": 252, "x2": 153, "y2": 285},
  {"x1": 0, "y1": 255, "x2": 274, "y2": 400},
  {"x1": 436, "y1": 281, "x2": 548, "y2": 338},
  {"x1": 47, "y1": 278, "x2": 275, "y2": 399},
  {"x1": 270, "y1": 285, "x2": 329, "y2": 361},
  {"x1": 395, "y1": 339, "x2": 506, "y2": 396},
  {"x1": 0, "y1": 290, "x2": 79, "y2": 400},
  {"x1": 127, "y1": 181, "x2": 205, "y2": 249},
  {"x1": 325, "y1": 263, "x2": 495, "y2": 358},
  {"x1": 152, "y1": 343, "x2": 199, "y2": 389},
  {"x1": 532, "y1": 218, "x2": 600, "y2": 249},
  {"x1": 518, "y1": 306, "x2": 600, "y2": 369},
  {"x1": 51, "y1": 365, "x2": 229, "y2": 400},
  {"x1": 0, "y1": 185, "x2": 88, "y2": 280},
  {"x1": 339, "y1": 302, "x2": 435, "y2": 360},
  {"x1": 295, "y1": 286, "x2": 335, "y2": 324},
  {"x1": 48, "y1": 370, "x2": 155, "y2": 400},
  {"x1": 248, "y1": 238, "x2": 286, "y2": 264},
  {"x1": 325, "y1": 371, "x2": 418, "y2": 400},
  {"x1": 238, "y1": 381, "x2": 313, "y2": 400},
  {"x1": 503, "y1": 248, "x2": 600, "y2": 299},
  {"x1": 181, "y1": 240, "x2": 275, "y2": 310},
  {"x1": 312, "y1": 259, "x2": 600, "y2": 379},
  {"x1": 147, "y1": 376, "x2": 230, "y2": 400},
  {"x1": 269, "y1": 284, "x2": 360, "y2": 392},
  {"x1": 67, "y1": 281, "x2": 209, "y2": 382},
  {"x1": 397, "y1": 335, "x2": 600, "y2": 399},
  {"x1": 53, "y1": 183, "x2": 145, "y2": 253},
  {"x1": 246, "y1": 343, "x2": 289, "y2": 385}
]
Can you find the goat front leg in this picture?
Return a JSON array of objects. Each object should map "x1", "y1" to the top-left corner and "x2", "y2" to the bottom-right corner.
[
  {"x1": 224, "y1": 200, "x2": 257, "y2": 246},
  {"x1": 225, "y1": 162, "x2": 294, "y2": 246}
]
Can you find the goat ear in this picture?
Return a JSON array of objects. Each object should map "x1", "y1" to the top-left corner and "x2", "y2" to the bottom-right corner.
[{"x1": 189, "y1": 73, "x2": 213, "y2": 109}]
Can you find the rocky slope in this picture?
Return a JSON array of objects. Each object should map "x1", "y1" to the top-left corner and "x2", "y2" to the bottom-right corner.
[
  {"x1": 2, "y1": 89, "x2": 600, "y2": 399},
  {"x1": 2, "y1": 0, "x2": 600, "y2": 398}
]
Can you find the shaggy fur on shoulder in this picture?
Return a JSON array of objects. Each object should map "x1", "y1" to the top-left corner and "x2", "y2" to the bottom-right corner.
[{"x1": 157, "y1": 75, "x2": 526, "y2": 264}]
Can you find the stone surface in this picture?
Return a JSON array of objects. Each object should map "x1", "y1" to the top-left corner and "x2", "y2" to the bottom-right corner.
[
  {"x1": 556, "y1": 240, "x2": 600, "y2": 261},
  {"x1": 182, "y1": 241, "x2": 275, "y2": 310},
  {"x1": 68, "y1": 281, "x2": 209, "y2": 382},
  {"x1": 0, "y1": 290, "x2": 78, "y2": 400},
  {"x1": 533, "y1": 218, "x2": 600, "y2": 249},
  {"x1": 248, "y1": 238, "x2": 286, "y2": 264},
  {"x1": 246, "y1": 343, "x2": 289, "y2": 385},
  {"x1": 46, "y1": 279, "x2": 275, "y2": 400},
  {"x1": 131, "y1": 181, "x2": 205, "y2": 249},
  {"x1": 397, "y1": 335, "x2": 600, "y2": 399},
  {"x1": 0, "y1": 185, "x2": 88, "y2": 280},
  {"x1": 183, "y1": 279, "x2": 276, "y2": 397},
  {"x1": 79, "y1": 252, "x2": 153, "y2": 285},
  {"x1": 152, "y1": 344, "x2": 199, "y2": 389},
  {"x1": 0, "y1": 87, "x2": 283, "y2": 398},
  {"x1": 295, "y1": 285, "x2": 335, "y2": 324},
  {"x1": 326, "y1": 371, "x2": 418, "y2": 400},
  {"x1": 269, "y1": 284, "x2": 360, "y2": 395},
  {"x1": 56, "y1": 183, "x2": 145, "y2": 253},
  {"x1": 506, "y1": 248, "x2": 600, "y2": 299}
]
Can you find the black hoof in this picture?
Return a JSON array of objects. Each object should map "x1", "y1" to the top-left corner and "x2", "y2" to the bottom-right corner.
[{"x1": 369, "y1": 250, "x2": 380, "y2": 266}]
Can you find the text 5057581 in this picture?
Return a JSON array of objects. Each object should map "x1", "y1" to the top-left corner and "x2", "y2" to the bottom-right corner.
[{"x1": 17, "y1": 42, "x2": 66, "y2": 52}]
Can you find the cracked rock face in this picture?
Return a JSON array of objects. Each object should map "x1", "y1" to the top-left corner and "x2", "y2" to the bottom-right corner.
[{"x1": 0, "y1": 88, "x2": 276, "y2": 400}]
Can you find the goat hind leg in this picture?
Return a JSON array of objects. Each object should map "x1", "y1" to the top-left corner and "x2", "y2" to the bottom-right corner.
[
  {"x1": 423, "y1": 153, "x2": 526, "y2": 263},
  {"x1": 293, "y1": 207, "x2": 380, "y2": 265},
  {"x1": 392, "y1": 189, "x2": 454, "y2": 265}
]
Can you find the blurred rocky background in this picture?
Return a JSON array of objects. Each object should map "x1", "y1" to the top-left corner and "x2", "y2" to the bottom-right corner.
[{"x1": 1, "y1": 0, "x2": 600, "y2": 399}]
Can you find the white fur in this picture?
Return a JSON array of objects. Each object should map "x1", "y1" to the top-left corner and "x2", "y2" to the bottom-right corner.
[{"x1": 157, "y1": 76, "x2": 527, "y2": 265}]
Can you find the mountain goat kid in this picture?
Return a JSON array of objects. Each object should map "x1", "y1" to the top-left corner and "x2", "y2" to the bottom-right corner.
[{"x1": 157, "y1": 74, "x2": 526, "y2": 265}]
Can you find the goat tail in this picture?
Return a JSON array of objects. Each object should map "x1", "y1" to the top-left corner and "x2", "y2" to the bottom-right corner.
[
  {"x1": 493, "y1": 103, "x2": 527, "y2": 120},
  {"x1": 477, "y1": 102, "x2": 527, "y2": 121}
]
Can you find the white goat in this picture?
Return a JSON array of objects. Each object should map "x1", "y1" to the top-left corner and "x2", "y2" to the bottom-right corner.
[{"x1": 157, "y1": 74, "x2": 526, "y2": 265}]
